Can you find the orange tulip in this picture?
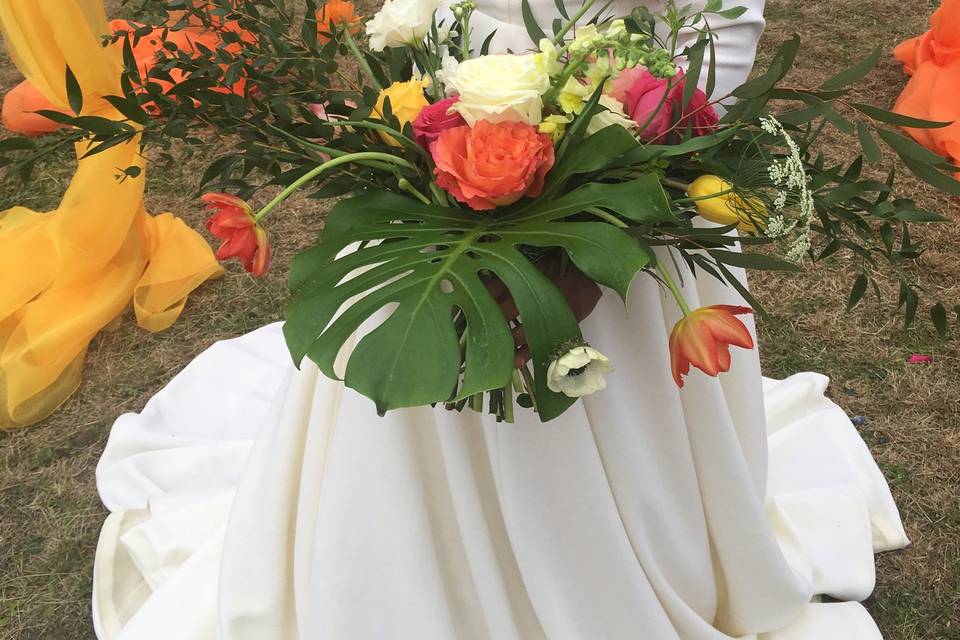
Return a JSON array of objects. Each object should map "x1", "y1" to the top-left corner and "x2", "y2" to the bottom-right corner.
[
  {"x1": 317, "y1": 0, "x2": 362, "y2": 43},
  {"x1": 201, "y1": 193, "x2": 271, "y2": 276},
  {"x1": 669, "y1": 305, "x2": 754, "y2": 387}
]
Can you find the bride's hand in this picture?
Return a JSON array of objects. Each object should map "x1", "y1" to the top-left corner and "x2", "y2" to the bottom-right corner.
[{"x1": 485, "y1": 256, "x2": 603, "y2": 367}]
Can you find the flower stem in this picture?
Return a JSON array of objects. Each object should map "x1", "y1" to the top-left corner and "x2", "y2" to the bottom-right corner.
[
  {"x1": 327, "y1": 120, "x2": 431, "y2": 161},
  {"x1": 412, "y1": 41, "x2": 443, "y2": 100},
  {"x1": 254, "y1": 152, "x2": 415, "y2": 222},
  {"x1": 585, "y1": 206, "x2": 628, "y2": 228},
  {"x1": 518, "y1": 364, "x2": 540, "y2": 413},
  {"x1": 429, "y1": 182, "x2": 450, "y2": 206},
  {"x1": 398, "y1": 178, "x2": 431, "y2": 204},
  {"x1": 635, "y1": 75, "x2": 679, "y2": 140},
  {"x1": 460, "y1": 14, "x2": 471, "y2": 59},
  {"x1": 673, "y1": 188, "x2": 735, "y2": 204},
  {"x1": 502, "y1": 382, "x2": 514, "y2": 423},
  {"x1": 469, "y1": 392, "x2": 484, "y2": 412},
  {"x1": 552, "y1": 0, "x2": 598, "y2": 44},
  {"x1": 661, "y1": 177, "x2": 691, "y2": 192},
  {"x1": 342, "y1": 27, "x2": 383, "y2": 92},
  {"x1": 655, "y1": 258, "x2": 692, "y2": 315},
  {"x1": 543, "y1": 50, "x2": 592, "y2": 104}
]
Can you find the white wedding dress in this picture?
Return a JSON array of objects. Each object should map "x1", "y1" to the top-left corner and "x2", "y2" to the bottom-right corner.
[{"x1": 91, "y1": 1, "x2": 909, "y2": 638}]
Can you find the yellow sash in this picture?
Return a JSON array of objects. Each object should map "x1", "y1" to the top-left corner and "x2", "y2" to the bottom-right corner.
[{"x1": 0, "y1": 0, "x2": 223, "y2": 428}]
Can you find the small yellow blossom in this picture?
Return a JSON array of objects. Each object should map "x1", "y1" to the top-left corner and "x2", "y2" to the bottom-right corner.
[
  {"x1": 558, "y1": 78, "x2": 590, "y2": 114},
  {"x1": 539, "y1": 114, "x2": 572, "y2": 141},
  {"x1": 533, "y1": 38, "x2": 563, "y2": 76}
]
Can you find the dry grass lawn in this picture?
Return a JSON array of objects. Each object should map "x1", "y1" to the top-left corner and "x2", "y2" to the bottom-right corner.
[{"x1": 1, "y1": 0, "x2": 958, "y2": 638}]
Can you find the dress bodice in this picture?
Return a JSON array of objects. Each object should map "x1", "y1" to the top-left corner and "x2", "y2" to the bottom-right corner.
[{"x1": 457, "y1": 0, "x2": 767, "y2": 98}]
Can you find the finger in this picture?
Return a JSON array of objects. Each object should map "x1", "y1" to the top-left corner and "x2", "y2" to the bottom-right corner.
[
  {"x1": 511, "y1": 324, "x2": 527, "y2": 349},
  {"x1": 514, "y1": 346, "x2": 530, "y2": 368},
  {"x1": 484, "y1": 274, "x2": 508, "y2": 303},
  {"x1": 499, "y1": 296, "x2": 519, "y2": 323},
  {"x1": 572, "y1": 283, "x2": 604, "y2": 322}
]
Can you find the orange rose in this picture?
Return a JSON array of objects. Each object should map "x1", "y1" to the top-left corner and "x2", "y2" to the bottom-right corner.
[
  {"x1": 430, "y1": 120, "x2": 555, "y2": 211},
  {"x1": 317, "y1": 0, "x2": 362, "y2": 43}
]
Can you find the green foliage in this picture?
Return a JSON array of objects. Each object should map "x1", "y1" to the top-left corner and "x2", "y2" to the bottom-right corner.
[{"x1": 285, "y1": 134, "x2": 671, "y2": 420}]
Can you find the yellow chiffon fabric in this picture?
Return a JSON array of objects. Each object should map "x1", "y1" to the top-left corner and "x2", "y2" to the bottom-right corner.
[{"x1": 0, "y1": 0, "x2": 223, "y2": 428}]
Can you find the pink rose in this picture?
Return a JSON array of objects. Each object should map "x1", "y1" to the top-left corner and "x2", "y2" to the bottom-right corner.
[
  {"x1": 617, "y1": 68, "x2": 677, "y2": 141},
  {"x1": 669, "y1": 83, "x2": 719, "y2": 137},
  {"x1": 607, "y1": 66, "x2": 648, "y2": 104},
  {"x1": 412, "y1": 96, "x2": 466, "y2": 148},
  {"x1": 609, "y1": 68, "x2": 718, "y2": 141}
]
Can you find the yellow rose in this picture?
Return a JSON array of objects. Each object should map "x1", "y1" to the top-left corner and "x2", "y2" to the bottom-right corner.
[
  {"x1": 688, "y1": 175, "x2": 767, "y2": 233},
  {"x1": 374, "y1": 79, "x2": 430, "y2": 146}
]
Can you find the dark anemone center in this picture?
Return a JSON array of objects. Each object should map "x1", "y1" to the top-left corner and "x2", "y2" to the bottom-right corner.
[{"x1": 567, "y1": 365, "x2": 589, "y2": 377}]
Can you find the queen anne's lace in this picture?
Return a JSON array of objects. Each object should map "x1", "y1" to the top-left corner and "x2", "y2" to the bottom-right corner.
[{"x1": 759, "y1": 115, "x2": 813, "y2": 262}]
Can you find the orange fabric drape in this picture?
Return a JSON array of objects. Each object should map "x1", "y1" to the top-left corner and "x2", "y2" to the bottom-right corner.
[
  {"x1": 893, "y1": 0, "x2": 960, "y2": 177},
  {"x1": 0, "y1": 0, "x2": 223, "y2": 428}
]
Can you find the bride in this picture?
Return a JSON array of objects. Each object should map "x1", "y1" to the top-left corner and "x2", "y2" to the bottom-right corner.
[{"x1": 92, "y1": 0, "x2": 909, "y2": 638}]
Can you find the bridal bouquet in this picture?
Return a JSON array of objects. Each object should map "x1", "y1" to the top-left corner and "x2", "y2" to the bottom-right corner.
[{"x1": 3, "y1": 0, "x2": 958, "y2": 421}]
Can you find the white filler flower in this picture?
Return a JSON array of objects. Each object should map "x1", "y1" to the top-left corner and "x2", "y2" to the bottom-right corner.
[
  {"x1": 445, "y1": 54, "x2": 551, "y2": 125},
  {"x1": 365, "y1": 0, "x2": 443, "y2": 51},
  {"x1": 546, "y1": 346, "x2": 614, "y2": 398}
]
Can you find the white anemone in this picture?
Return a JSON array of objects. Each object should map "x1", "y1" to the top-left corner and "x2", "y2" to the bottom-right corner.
[{"x1": 546, "y1": 346, "x2": 614, "y2": 398}]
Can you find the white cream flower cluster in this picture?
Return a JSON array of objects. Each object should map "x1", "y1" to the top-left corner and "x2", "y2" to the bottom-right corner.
[{"x1": 760, "y1": 115, "x2": 814, "y2": 262}]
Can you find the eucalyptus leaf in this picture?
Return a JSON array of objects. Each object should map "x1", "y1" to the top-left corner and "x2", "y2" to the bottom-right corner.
[
  {"x1": 682, "y1": 36, "x2": 707, "y2": 110},
  {"x1": 877, "y1": 128, "x2": 956, "y2": 167},
  {"x1": 819, "y1": 48, "x2": 881, "y2": 91},
  {"x1": 521, "y1": 0, "x2": 548, "y2": 44},
  {"x1": 850, "y1": 103, "x2": 951, "y2": 129},
  {"x1": 708, "y1": 249, "x2": 802, "y2": 271},
  {"x1": 65, "y1": 66, "x2": 83, "y2": 115},
  {"x1": 716, "y1": 6, "x2": 747, "y2": 19},
  {"x1": 901, "y1": 156, "x2": 960, "y2": 195},
  {"x1": 846, "y1": 273, "x2": 868, "y2": 310},
  {"x1": 103, "y1": 95, "x2": 151, "y2": 125},
  {"x1": 931, "y1": 302, "x2": 948, "y2": 337},
  {"x1": 856, "y1": 122, "x2": 883, "y2": 163}
]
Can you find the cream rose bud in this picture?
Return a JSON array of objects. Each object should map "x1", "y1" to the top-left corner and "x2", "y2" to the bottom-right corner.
[
  {"x1": 546, "y1": 346, "x2": 614, "y2": 398},
  {"x1": 365, "y1": 0, "x2": 442, "y2": 51},
  {"x1": 586, "y1": 95, "x2": 638, "y2": 136},
  {"x1": 446, "y1": 54, "x2": 551, "y2": 126}
]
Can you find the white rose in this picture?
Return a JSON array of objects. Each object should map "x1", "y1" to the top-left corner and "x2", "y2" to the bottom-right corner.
[
  {"x1": 546, "y1": 346, "x2": 614, "y2": 398},
  {"x1": 586, "y1": 95, "x2": 638, "y2": 136},
  {"x1": 446, "y1": 54, "x2": 551, "y2": 126},
  {"x1": 365, "y1": 0, "x2": 442, "y2": 51},
  {"x1": 437, "y1": 54, "x2": 460, "y2": 95}
]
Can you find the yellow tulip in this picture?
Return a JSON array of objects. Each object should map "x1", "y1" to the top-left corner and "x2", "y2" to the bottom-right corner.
[
  {"x1": 687, "y1": 175, "x2": 767, "y2": 233},
  {"x1": 374, "y1": 79, "x2": 430, "y2": 146}
]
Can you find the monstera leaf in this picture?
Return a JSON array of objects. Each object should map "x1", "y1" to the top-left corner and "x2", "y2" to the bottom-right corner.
[{"x1": 284, "y1": 129, "x2": 675, "y2": 421}]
